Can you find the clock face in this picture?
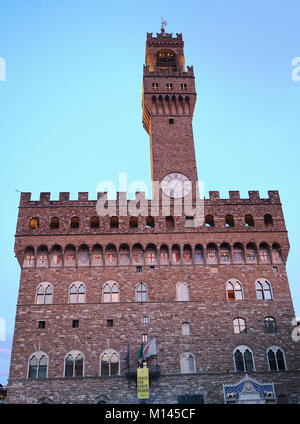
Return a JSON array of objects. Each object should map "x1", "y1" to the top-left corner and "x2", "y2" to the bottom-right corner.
[{"x1": 161, "y1": 173, "x2": 192, "y2": 198}]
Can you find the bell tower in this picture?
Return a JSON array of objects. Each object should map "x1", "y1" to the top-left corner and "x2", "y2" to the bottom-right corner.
[{"x1": 142, "y1": 25, "x2": 198, "y2": 199}]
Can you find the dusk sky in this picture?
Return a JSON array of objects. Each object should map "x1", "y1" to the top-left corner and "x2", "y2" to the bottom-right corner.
[{"x1": 0, "y1": 0, "x2": 299, "y2": 386}]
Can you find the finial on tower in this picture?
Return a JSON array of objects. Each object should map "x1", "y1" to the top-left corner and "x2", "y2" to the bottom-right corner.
[{"x1": 161, "y1": 18, "x2": 167, "y2": 34}]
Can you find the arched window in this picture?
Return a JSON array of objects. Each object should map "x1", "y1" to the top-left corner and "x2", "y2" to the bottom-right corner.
[
  {"x1": 180, "y1": 352, "x2": 195, "y2": 374},
  {"x1": 259, "y1": 243, "x2": 271, "y2": 264},
  {"x1": 90, "y1": 216, "x2": 99, "y2": 229},
  {"x1": 100, "y1": 349, "x2": 120, "y2": 376},
  {"x1": 267, "y1": 347, "x2": 286, "y2": 371},
  {"x1": 50, "y1": 217, "x2": 59, "y2": 229},
  {"x1": 264, "y1": 317, "x2": 277, "y2": 334},
  {"x1": 23, "y1": 246, "x2": 35, "y2": 267},
  {"x1": 37, "y1": 245, "x2": 48, "y2": 268},
  {"x1": 64, "y1": 351, "x2": 84, "y2": 377},
  {"x1": 264, "y1": 214, "x2": 273, "y2": 227},
  {"x1": 233, "y1": 318, "x2": 247, "y2": 334},
  {"x1": 146, "y1": 216, "x2": 155, "y2": 229},
  {"x1": 28, "y1": 352, "x2": 48, "y2": 379},
  {"x1": 36, "y1": 283, "x2": 53, "y2": 305},
  {"x1": 70, "y1": 216, "x2": 79, "y2": 229},
  {"x1": 156, "y1": 49, "x2": 177, "y2": 71},
  {"x1": 225, "y1": 214, "x2": 235, "y2": 228},
  {"x1": 233, "y1": 243, "x2": 244, "y2": 264},
  {"x1": 234, "y1": 346, "x2": 255, "y2": 372},
  {"x1": 137, "y1": 283, "x2": 147, "y2": 302},
  {"x1": 226, "y1": 279, "x2": 243, "y2": 301},
  {"x1": 246, "y1": 243, "x2": 258, "y2": 264},
  {"x1": 256, "y1": 279, "x2": 273, "y2": 300},
  {"x1": 110, "y1": 216, "x2": 119, "y2": 229},
  {"x1": 272, "y1": 243, "x2": 283, "y2": 264},
  {"x1": 129, "y1": 216, "x2": 138, "y2": 228},
  {"x1": 30, "y1": 217, "x2": 39, "y2": 230},
  {"x1": 220, "y1": 243, "x2": 231, "y2": 264},
  {"x1": 205, "y1": 215, "x2": 215, "y2": 227},
  {"x1": 69, "y1": 282, "x2": 86, "y2": 304},
  {"x1": 103, "y1": 281, "x2": 119, "y2": 303},
  {"x1": 182, "y1": 322, "x2": 190, "y2": 336},
  {"x1": 176, "y1": 282, "x2": 189, "y2": 301},
  {"x1": 245, "y1": 214, "x2": 254, "y2": 227}
]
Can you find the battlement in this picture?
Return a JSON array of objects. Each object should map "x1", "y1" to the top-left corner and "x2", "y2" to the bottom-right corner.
[
  {"x1": 146, "y1": 32, "x2": 183, "y2": 44},
  {"x1": 19, "y1": 190, "x2": 281, "y2": 207}
]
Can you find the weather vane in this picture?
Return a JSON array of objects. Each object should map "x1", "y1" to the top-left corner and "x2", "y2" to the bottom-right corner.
[{"x1": 161, "y1": 18, "x2": 167, "y2": 34}]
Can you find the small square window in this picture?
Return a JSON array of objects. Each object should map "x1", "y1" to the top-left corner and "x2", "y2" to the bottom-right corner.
[
  {"x1": 169, "y1": 118, "x2": 174, "y2": 124},
  {"x1": 107, "y1": 319, "x2": 114, "y2": 327},
  {"x1": 143, "y1": 316, "x2": 149, "y2": 324},
  {"x1": 273, "y1": 266, "x2": 278, "y2": 273},
  {"x1": 38, "y1": 321, "x2": 46, "y2": 329},
  {"x1": 72, "y1": 320, "x2": 79, "y2": 328},
  {"x1": 181, "y1": 83, "x2": 187, "y2": 90},
  {"x1": 150, "y1": 265, "x2": 155, "y2": 271},
  {"x1": 142, "y1": 334, "x2": 148, "y2": 343},
  {"x1": 152, "y1": 83, "x2": 158, "y2": 90},
  {"x1": 136, "y1": 266, "x2": 143, "y2": 273}
]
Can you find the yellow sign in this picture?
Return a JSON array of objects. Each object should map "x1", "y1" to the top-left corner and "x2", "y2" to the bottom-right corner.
[{"x1": 137, "y1": 367, "x2": 149, "y2": 399}]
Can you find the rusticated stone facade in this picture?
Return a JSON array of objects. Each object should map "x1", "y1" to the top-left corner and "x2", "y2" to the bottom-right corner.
[{"x1": 6, "y1": 30, "x2": 300, "y2": 404}]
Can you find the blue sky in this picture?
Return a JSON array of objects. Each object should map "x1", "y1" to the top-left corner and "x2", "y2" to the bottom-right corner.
[{"x1": 0, "y1": 0, "x2": 299, "y2": 386}]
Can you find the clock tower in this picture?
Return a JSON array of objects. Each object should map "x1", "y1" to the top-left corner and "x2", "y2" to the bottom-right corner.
[{"x1": 142, "y1": 27, "x2": 198, "y2": 199}]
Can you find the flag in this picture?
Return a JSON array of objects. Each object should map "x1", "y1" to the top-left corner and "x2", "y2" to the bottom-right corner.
[
  {"x1": 137, "y1": 342, "x2": 144, "y2": 363},
  {"x1": 143, "y1": 338, "x2": 157, "y2": 359},
  {"x1": 125, "y1": 342, "x2": 130, "y2": 369}
]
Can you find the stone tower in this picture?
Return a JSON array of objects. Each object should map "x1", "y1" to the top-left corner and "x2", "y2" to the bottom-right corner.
[{"x1": 6, "y1": 27, "x2": 300, "y2": 404}]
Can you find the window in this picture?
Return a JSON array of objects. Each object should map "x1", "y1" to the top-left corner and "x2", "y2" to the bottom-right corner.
[
  {"x1": 152, "y1": 83, "x2": 158, "y2": 90},
  {"x1": 207, "y1": 244, "x2": 218, "y2": 264},
  {"x1": 50, "y1": 217, "x2": 59, "y2": 229},
  {"x1": 233, "y1": 243, "x2": 244, "y2": 264},
  {"x1": 265, "y1": 317, "x2": 277, "y2": 334},
  {"x1": 234, "y1": 346, "x2": 255, "y2": 372},
  {"x1": 220, "y1": 243, "x2": 231, "y2": 264},
  {"x1": 246, "y1": 243, "x2": 258, "y2": 264},
  {"x1": 166, "y1": 83, "x2": 173, "y2": 90},
  {"x1": 69, "y1": 282, "x2": 86, "y2": 304},
  {"x1": 129, "y1": 216, "x2": 138, "y2": 228},
  {"x1": 176, "y1": 282, "x2": 189, "y2": 301},
  {"x1": 169, "y1": 118, "x2": 174, "y2": 124},
  {"x1": 136, "y1": 266, "x2": 142, "y2": 273},
  {"x1": 137, "y1": 283, "x2": 147, "y2": 302},
  {"x1": 107, "y1": 319, "x2": 113, "y2": 327},
  {"x1": 142, "y1": 334, "x2": 148, "y2": 343},
  {"x1": 182, "y1": 322, "x2": 190, "y2": 336},
  {"x1": 30, "y1": 217, "x2": 39, "y2": 230},
  {"x1": 180, "y1": 352, "x2": 195, "y2": 374},
  {"x1": 225, "y1": 214, "x2": 235, "y2": 228},
  {"x1": 38, "y1": 321, "x2": 46, "y2": 329},
  {"x1": 142, "y1": 315, "x2": 149, "y2": 324},
  {"x1": 185, "y1": 216, "x2": 195, "y2": 228},
  {"x1": 28, "y1": 352, "x2": 48, "y2": 379},
  {"x1": 256, "y1": 279, "x2": 273, "y2": 300},
  {"x1": 233, "y1": 318, "x2": 246, "y2": 334},
  {"x1": 100, "y1": 349, "x2": 120, "y2": 376},
  {"x1": 103, "y1": 281, "x2": 119, "y2": 303},
  {"x1": 65, "y1": 351, "x2": 84, "y2": 377},
  {"x1": 110, "y1": 216, "x2": 119, "y2": 228},
  {"x1": 205, "y1": 215, "x2": 215, "y2": 227},
  {"x1": 245, "y1": 214, "x2": 254, "y2": 227},
  {"x1": 36, "y1": 283, "x2": 53, "y2": 305},
  {"x1": 267, "y1": 347, "x2": 286, "y2": 371},
  {"x1": 259, "y1": 244, "x2": 271, "y2": 264},
  {"x1": 70, "y1": 216, "x2": 79, "y2": 229},
  {"x1": 90, "y1": 216, "x2": 99, "y2": 228},
  {"x1": 166, "y1": 216, "x2": 175, "y2": 230},
  {"x1": 181, "y1": 83, "x2": 187, "y2": 90},
  {"x1": 264, "y1": 214, "x2": 273, "y2": 227},
  {"x1": 146, "y1": 216, "x2": 155, "y2": 228},
  {"x1": 72, "y1": 320, "x2": 79, "y2": 328},
  {"x1": 272, "y1": 243, "x2": 283, "y2": 264},
  {"x1": 226, "y1": 280, "x2": 243, "y2": 300}
]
